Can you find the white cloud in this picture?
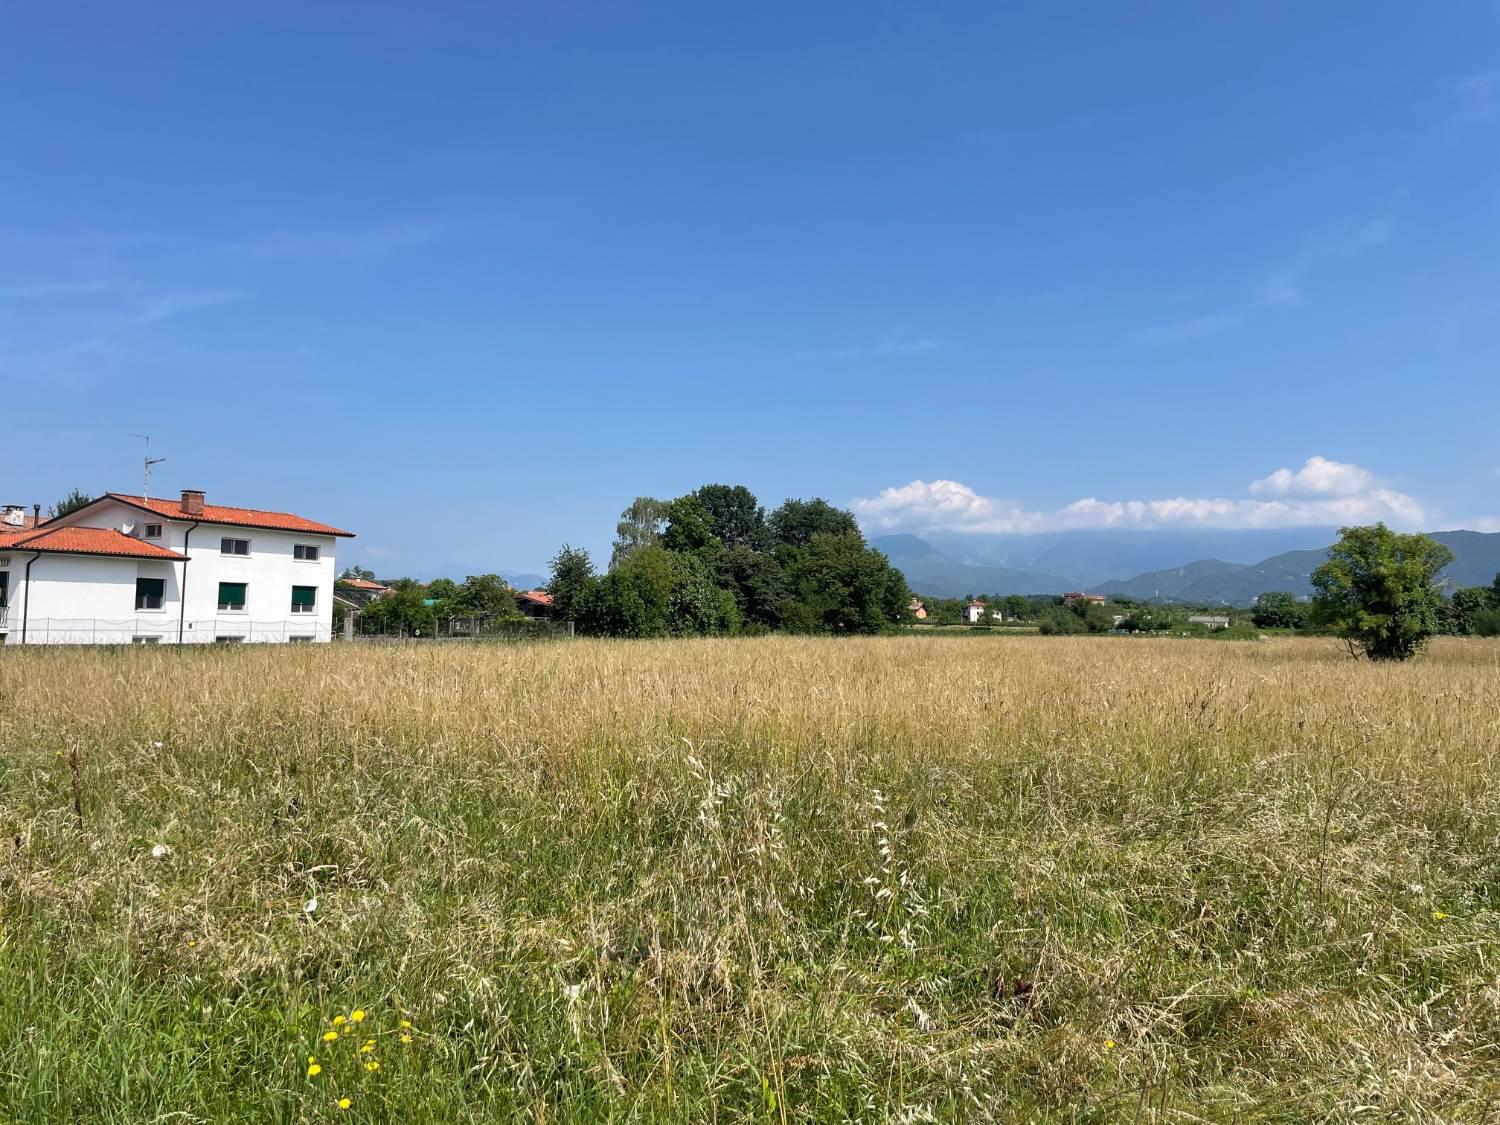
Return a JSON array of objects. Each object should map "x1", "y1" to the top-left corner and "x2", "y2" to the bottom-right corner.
[
  {"x1": 1248, "y1": 455, "x2": 1374, "y2": 498},
  {"x1": 851, "y1": 456, "x2": 1440, "y2": 535}
]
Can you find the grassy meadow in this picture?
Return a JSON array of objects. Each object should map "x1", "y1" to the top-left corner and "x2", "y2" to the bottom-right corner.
[{"x1": 2, "y1": 635, "x2": 1499, "y2": 1122}]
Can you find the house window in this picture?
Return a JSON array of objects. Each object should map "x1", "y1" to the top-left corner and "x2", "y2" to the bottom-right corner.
[
  {"x1": 288, "y1": 635, "x2": 314, "y2": 644},
  {"x1": 294, "y1": 544, "x2": 320, "y2": 561},
  {"x1": 132, "y1": 636, "x2": 161, "y2": 645},
  {"x1": 215, "y1": 636, "x2": 245, "y2": 644},
  {"x1": 291, "y1": 586, "x2": 317, "y2": 614},
  {"x1": 217, "y1": 582, "x2": 247, "y2": 611},
  {"x1": 144, "y1": 523, "x2": 163, "y2": 539},
  {"x1": 135, "y1": 577, "x2": 165, "y2": 611},
  {"x1": 220, "y1": 537, "x2": 250, "y2": 556}
]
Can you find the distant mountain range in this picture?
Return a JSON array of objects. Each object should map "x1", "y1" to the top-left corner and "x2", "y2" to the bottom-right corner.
[{"x1": 873, "y1": 530, "x2": 1500, "y2": 605}]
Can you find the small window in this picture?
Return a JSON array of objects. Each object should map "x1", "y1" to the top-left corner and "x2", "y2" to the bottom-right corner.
[
  {"x1": 144, "y1": 523, "x2": 163, "y2": 539},
  {"x1": 291, "y1": 585, "x2": 317, "y2": 613},
  {"x1": 135, "y1": 577, "x2": 165, "y2": 611},
  {"x1": 217, "y1": 582, "x2": 247, "y2": 611},
  {"x1": 288, "y1": 635, "x2": 314, "y2": 644},
  {"x1": 132, "y1": 636, "x2": 161, "y2": 645},
  {"x1": 220, "y1": 537, "x2": 250, "y2": 556},
  {"x1": 215, "y1": 636, "x2": 245, "y2": 644},
  {"x1": 294, "y1": 544, "x2": 320, "y2": 561}
]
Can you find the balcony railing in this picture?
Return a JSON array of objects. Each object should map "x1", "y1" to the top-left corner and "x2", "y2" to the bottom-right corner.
[{"x1": 0, "y1": 604, "x2": 8, "y2": 630}]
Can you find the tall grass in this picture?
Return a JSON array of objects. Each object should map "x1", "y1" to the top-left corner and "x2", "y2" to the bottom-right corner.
[{"x1": 2, "y1": 636, "x2": 1498, "y2": 1121}]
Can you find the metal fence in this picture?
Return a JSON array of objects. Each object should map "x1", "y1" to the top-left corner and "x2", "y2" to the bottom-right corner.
[{"x1": 4, "y1": 618, "x2": 333, "y2": 645}]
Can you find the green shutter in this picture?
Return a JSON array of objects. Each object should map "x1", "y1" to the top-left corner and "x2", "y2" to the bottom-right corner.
[
  {"x1": 291, "y1": 585, "x2": 317, "y2": 607},
  {"x1": 218, "y1": 582, "x2": 247, "y2": 608}
]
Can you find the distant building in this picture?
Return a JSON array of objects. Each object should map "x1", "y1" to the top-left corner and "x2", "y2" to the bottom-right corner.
[
  {"x1": 515, "y1": 589, "x2": 554, "y2": 619},
  {"x1": 1188, "y1": 614, "x2": 1231, "y2": 630},
  {"x1": 1063, "y1": 592, "x2": 1106, "y2": 606},
  {"x1": 908, "y1": 598, "x2": 927, "y2": 620},
  {"x1": 963, "y1": 600, "x2": 987, "y2": 624}
]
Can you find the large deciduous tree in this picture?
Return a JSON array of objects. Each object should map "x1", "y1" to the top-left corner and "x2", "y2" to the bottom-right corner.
[
  {"x1": 767, "y1": 498, "x2": 861, "y2": 549},
  {"x1": 610, "y1": 496, "x2": 670, "y2": 571},
  {"x1": 1310, "y1": 524, "x2": 1454, "y2": 661}
]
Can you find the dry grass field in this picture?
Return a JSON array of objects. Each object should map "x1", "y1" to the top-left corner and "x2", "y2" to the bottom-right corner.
[{"x1": 2, "y1": 635, "x2": 1499, "y2": 1122}]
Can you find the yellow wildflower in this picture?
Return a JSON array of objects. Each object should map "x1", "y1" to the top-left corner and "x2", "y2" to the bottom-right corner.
[
  {"x1": 307, "y1": 1063, "x2": 321, "y2": 1077},
  {"x1": 322, "y1": 1031, "x2": 339, "y2": 1042},
  {"x1": 360, "y1": 1041, "x2": 375, "y2": 1054},
  {"x1": 351, "y1": 1009, "x2": 366, "y2": 1023},
  {"x1": 364, "y1": 1059, "x2": 380, "y2": 1072},
  {"x1": 399, "y1": 1033, "x2": 413, "y2": 1045},
  {"x1": 332, "y1": 1014, "x2": 347, "y2": 1026},
  {"x1": 399, "y1": 1019, "x2": 412, "y2": 1029},
  {"x1": 338, "y1": 1097, "x2": 352, "y2": 1110},
  {"x1": 1433, "y1": 910, "x2": 1451, "y2": 921},
  {"x1": 1104, "y1": 1039, "x2": 1116, "y2": 1050}
]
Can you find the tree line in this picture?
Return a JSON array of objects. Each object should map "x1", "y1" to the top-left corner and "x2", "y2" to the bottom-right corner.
[{"x1": 545, "y1": 485, "x2": 911, "y2": 637}]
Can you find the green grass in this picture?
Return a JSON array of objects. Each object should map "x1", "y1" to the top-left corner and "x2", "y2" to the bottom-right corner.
[{"x1": 1, "y1": 636, "x2": 1498, "y2": 1121}]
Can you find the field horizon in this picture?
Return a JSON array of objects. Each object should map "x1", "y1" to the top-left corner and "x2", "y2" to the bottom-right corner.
[{"x1": 3, "y1": 635, "x2": 1498, "y2": 1121}]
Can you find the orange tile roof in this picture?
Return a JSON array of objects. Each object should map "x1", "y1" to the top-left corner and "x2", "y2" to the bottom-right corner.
[
  {"x1": 0, "y1": 525, "x2": 187, "y2": 560},
  {"x1": 105, "y1": 493, "x2": 354, "y2": 537},
  {"x1": 518, "y1": 589, "x2": 554, "y2": 606},
  {"x1": 340, "y1": 578, "x2": 390, "y2": 591}
]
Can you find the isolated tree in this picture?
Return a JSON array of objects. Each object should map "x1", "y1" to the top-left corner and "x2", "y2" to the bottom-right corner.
[
  {"x1": 48, "y1": 488, "x2": 93, "y2": 518},
  {"x1": 1251, "y1": 591, "x2": 1307, "y2": 630},
  {"x1": 546, "y1": 545, "x2": 596, "y2": 623},
  {"x1": 768, "y1": 498, "x2": 860, "y2": 549},
  {"x1": 610, "y1": 496, "x2": 670, "y2": 571},
  {"x1": 1310, "y1": 524, "x2": 1454, "y2": 661}
]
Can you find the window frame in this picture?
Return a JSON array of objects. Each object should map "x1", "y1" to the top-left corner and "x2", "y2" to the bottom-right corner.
[
  {"x1": 220, "y1": 537, "x2": 251, "y2": 557},
  {"x1": 293, "y1": 543, "x2": 320, "y2": 562},
  {"x1": 214, "y1": 636, "x2": 245, "y2": 644},
  {"x1": 290, "y1": 585, "x2": 318, "y2": 614},
  {"x1": 135, "y1": 576, "x2": 166, "y2": 612},
  {"x1": 143, "y1": 523, "x2": 163, "y2": 540},
  {"x1": 132, "y1": 635, "x2": 162, "y2": 645},
  {"x1": 217, "y1": 581, "x2": 248, "y2": 613}
]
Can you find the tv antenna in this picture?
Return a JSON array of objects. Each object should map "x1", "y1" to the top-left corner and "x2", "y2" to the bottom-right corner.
[{"x1": 128, "y1": 433, "x2": 167, "y2": 505}]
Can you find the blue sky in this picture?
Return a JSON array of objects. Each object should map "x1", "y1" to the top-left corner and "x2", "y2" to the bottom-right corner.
[{"x1": 4, "y1": 2, "x2": 1498, "y2": 576}]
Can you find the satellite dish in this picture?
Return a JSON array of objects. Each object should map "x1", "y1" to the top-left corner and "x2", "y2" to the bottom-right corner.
[{"x1": 121, "y1": 521, "x2": 136, "y2": 536}]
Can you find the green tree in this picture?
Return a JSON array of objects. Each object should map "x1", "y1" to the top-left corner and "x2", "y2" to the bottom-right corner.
[
  {"x1": 711, "y1": 542, "x2": 786, "y2": 629},
  {"x1": 610, "y1": 496, "x2": 670, "y2": 571},
  {"x1": 767, "y1": 498, "x2": 860, "y2": 549},
  {"x1": 546, "y1": 545, "x2": 597, "y2": 623},
  {"x1": 1310, "y1": 524, "x2": 1454, "y2": 661},
  {"x1": 358, "y1": 584, "x2": 436, "y2": 637},
  {"x1": 48, "y1": 489, "x2": 93, "y2": 518},
  {"x1": 1001, "y1": 594, "x2": 1029, "y2": 622},
  {"x1": 458, "y1": 574, "x2": 524, "y2": 622},
  {"x1": 661, "y1": 495, "x2": 718, "y2": 554},
  {"x1": 1251, "y1": 591, "x2": 1307, "y2": 630},
  {"x1": 779, "y1": 534, "x2": 909, "y2": 634},
  {"x1": 340, "y1": 564, "x2": 377, "y2": 582},
  {"x1": 692, "y1": 484, "x2": 767, "y2": 549}
]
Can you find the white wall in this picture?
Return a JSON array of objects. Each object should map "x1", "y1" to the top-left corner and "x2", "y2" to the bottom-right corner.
[{"x1": 7, "y1": 499, "x2": 342, "y2": 644}]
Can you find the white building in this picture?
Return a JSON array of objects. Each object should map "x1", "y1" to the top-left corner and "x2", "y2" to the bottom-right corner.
[
  {"x1": 963, "y1": 600, "x2": 987, "y2": 624},
  {"x1": 0, "y1": 489, "x2": 352, "y2": 645}
]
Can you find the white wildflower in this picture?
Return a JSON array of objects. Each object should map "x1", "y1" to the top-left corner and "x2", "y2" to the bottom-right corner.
[
  {"x1": 303, "y1": 896, "x2": 319, "y2": 914},
  {"x1": 150, "y1": 843, "x2": 172, "y2": 859}
]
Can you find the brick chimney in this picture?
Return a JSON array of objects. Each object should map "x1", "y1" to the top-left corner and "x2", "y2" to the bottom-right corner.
[{"x1": 181, "y1": 489, "x2": 205, "y2": 516}]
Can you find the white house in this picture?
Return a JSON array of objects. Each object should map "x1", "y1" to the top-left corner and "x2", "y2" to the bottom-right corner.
[
  {"x1": 0, "y1": 489, "x2": 352, "y2": 645},
  {"x1": 963, "y1": 599, "x2": 987, "y2": 624}
]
